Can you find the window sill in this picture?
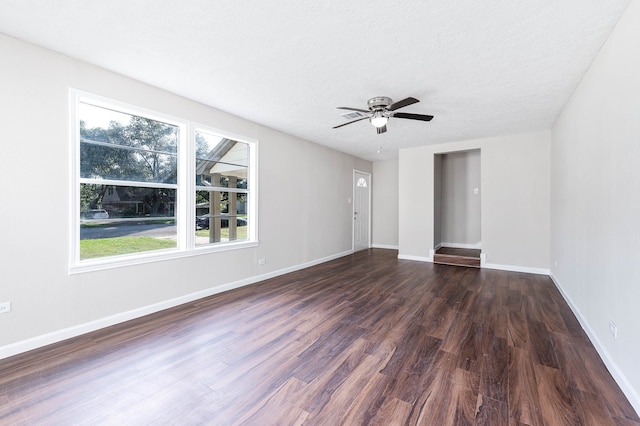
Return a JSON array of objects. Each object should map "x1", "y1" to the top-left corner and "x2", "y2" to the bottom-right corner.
[{"x1": 69, "y1": 240, "x2": 259, "y2": 275}]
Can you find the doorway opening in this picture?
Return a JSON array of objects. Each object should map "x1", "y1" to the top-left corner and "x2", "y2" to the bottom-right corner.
[{"x1": 433, "y1": 149, "x2": 481, "y2": 267}]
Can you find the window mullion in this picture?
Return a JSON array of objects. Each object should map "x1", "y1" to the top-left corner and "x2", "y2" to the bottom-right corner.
[
  {"x1": 182, "y1": 123, "x2": 195, "y2": 250},
  {"x1": 79, "y1": 178, "x2": 179, "y2": 190},
  {"x1": 194, "y1": 186, "x2": 248, "y2": 193}
]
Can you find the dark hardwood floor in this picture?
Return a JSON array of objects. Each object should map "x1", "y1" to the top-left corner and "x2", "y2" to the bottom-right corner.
[{"x1": 1, "y1": 249, "x2": 638, "y2": 425}]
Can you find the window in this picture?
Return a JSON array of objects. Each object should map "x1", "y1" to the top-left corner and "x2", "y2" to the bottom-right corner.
[
  {"x1": 71, "y1": 91, "x2": 257, "y2": 272},
  {"x1": 195, "y1": 130, "x2": 250, "y2": 246}
]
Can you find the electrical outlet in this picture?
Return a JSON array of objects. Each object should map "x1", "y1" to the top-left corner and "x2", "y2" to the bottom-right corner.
[
  {"x1": 258, "y1": 258, "x2": 266, "y2": 265},
  {"x1": 609, "y1": 320, "x2": 618, "y2": 340},
  {"x1": 0, "y1": 301, "x2": 11, "y2": 314}
]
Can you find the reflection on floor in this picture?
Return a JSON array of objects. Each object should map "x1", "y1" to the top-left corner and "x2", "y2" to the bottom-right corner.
[{"x1": 434, "y1": 246, "x2": 481, "y2": 268}]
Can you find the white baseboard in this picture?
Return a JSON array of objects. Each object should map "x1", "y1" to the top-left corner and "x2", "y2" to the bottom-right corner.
[
  {"x1": 482, "y1": 262, "x2": 550, "y2": 276},
  {"x1": 398, "y1": 253, "x2": 433, "y2": 263},
  {"x1": 440, "y1": 242, "x2": 482, "y2": 249},
  {"x1": 371, "y1": 244, "x2": 399, "y2": 250},
  {"x1": 434, "y1": 243, "x2": 442, "y2": 250},
  {"x1": 550, "y1": 274, "x2": 640, "y2": 416},
  {"x1": 0, "y1": 250, "x2": 354, "y2": 361}
]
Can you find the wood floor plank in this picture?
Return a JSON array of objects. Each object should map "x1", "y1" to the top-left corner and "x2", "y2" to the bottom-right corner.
[
  {"x1": 334, "y1": 371, "x2": 391, "y2": 425},
  {"x1": 297, "y1": 337, "x2": 373, "y2": 415},
  {"x1": 232, "y1": 377, "x2": 310, "y2": 426},
  {"x1": 380, "y1": 339, "x2": 444, "y2": 405},
  {"x1": 367, "y1": 396, "x2": 413, "y2": 425},
  {"x1": 527, "y1": 319, "x2": 560, "y2": 368},
  {"x1": 306, "y1": 353, "x2": 385, "y2": 424},
  {"x1": 485, "y1": 305, "x2": 509, "y2": 340},
  {"x1": 534, "y1": 364, "x2": 581, "y2": 425},
  {"x1": 421, "y1": 296, "x2": 458, "y2": 340},
  {"x1": 475, "y1": 394, "x2": 509, "y2": 426},
  {"x1": 508, "y1": 346, "x2": 544, "y2": 426},
  {"x1": 441, "y1": 311, "x2": 474, "y2": 354},
  {"x1": 405, "y1": 350, "x2": 477, "y2": 425},
  {"x1": 507, "y1": 309, "x2": 530, "y2": 348},
  {"x1": 378, "y1": 323, "x2": 440, "y2": 378},
  {"x1": 480, "y1": 336, "x2": 508, "y2": 403},
  {"x1": 0, "y1": 248, "x2": 637, "y2": 425},
  {"x1": 574, "y1": 388, "x2": 618, "y2": 426}
]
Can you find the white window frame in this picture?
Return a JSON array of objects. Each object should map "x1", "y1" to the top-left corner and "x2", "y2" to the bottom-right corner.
[
  {"x1": 69, "y1": 90, "x2": 258, "y2": 274},
  {"x1": 189, "y1": 125, "x2": 258, "y2": 251}
]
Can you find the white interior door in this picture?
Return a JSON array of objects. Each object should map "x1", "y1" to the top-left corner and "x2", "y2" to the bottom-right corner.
[{"x1": 353, "y1": 170, "x2": 371, "y2": 251}]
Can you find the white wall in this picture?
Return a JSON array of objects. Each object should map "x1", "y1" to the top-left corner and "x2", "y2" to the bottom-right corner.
[
  {"x1": 372, "y1": 159, "x2": 399, "y2": 248},
  {"x1": 551, "y1": 0, "x2": 640, "y2": 410},
  {"x1": 438, "y1": 150, "x2": 481, "y2": 248},
  {"x1": 399, "y1": 131, "x2": 550, "y2": 273},
  {"x1": 0, "y1": 33, "x2": 370, "y2": 354}
]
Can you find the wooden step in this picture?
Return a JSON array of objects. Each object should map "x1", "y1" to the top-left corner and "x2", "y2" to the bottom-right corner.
[{"x1": 433, "y1": 253, "x2": 481, "y2": 268}]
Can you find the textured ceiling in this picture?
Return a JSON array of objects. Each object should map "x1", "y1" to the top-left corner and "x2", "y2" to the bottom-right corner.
[{"x1": 0, "y1": 1, "x2": 631, "y2": 161}]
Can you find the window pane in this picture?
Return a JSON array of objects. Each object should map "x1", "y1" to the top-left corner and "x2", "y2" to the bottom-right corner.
[
  {"x1": 79, "y1": 102, "x2": 178, "y2": 184},
  {"x1": 80, "y1": 184, "x2": 177, "y2": 259},
  {"x1": 195, "y1": 130, "x2": 249, "y2": 188},
  {"x1": 195, "y1": 190, "x2": 248, "y2": 246},
  {"x1": 81, "y1": 184, "x2": 176, "y2": 218},
  {"x1": 80, "y1": 143, "x2": 177, "y2": 184},
  {"x1": 79, "y1": 102, "x2": 178, "y2": 154}
]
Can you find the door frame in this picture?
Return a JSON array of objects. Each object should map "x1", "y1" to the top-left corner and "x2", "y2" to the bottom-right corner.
[
  {"x1": 352, "y1": 169, "x2": 372, "y2": 252},
  {"x1": 433, "y1": 149, "x2": 482, "y2": 252}
]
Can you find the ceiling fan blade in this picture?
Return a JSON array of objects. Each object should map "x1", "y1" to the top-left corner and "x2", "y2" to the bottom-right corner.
[
  {"x1": 336, "y1": 106, "x2": 371, "y2": 113},
  {"x1": 387, "y1": 97, "x2": 420, "y2": 111},
  {"x1": 332, "y1": 116, "x2": 370, "y2": 129},
  {"x1": 393, "y1": 112, "x2": 434, "y2": 121},
  {"x1": 376, "y1": 125, "x2": 387, "y2": 134}
]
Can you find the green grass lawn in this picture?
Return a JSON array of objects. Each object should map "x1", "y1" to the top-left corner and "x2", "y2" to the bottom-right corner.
[
  {"x1": 196, "y1": 226, "x2": 247, "y2": 240},
  {"x1": 81, "y1": 225, "x2": 248, "y2": 259},
  {"x1": 80, "y1": 236, "x2": 176, "y2": 259}
]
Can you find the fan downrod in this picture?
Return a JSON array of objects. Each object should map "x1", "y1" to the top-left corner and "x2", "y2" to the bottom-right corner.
[{"x1": 367, "y1": 97, "x2": 392, "y2": 110}]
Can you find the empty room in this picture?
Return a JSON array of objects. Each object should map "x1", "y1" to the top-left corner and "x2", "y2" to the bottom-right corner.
[{"x1": 1, "y1": 1, "x2": 639, "y2": 424}]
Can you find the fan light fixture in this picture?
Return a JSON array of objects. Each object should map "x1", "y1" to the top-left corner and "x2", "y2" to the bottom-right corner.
[{"x1": 370, "y1": 110, "x2": 388, "y2": 128}]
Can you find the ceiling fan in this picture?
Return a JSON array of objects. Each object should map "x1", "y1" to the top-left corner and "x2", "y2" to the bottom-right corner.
[{"x1": 332, "y1": 96, "x2": 434, "y2": 134}]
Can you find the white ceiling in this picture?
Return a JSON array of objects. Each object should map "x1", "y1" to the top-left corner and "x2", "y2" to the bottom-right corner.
[{"x1": 0, "y1": 1, "x2": 631, "y2": 161}]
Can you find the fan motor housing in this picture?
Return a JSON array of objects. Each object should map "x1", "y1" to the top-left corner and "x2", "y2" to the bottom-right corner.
[{"x1": 367, "y1": 96, "x2": 392, "y2": 111}]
